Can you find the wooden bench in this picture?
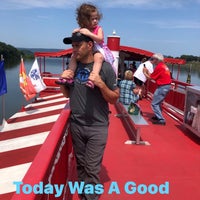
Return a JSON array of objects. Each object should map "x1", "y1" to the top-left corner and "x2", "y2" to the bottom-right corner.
[{"x1": 115, "y1": 102, "x2": 150, "y2": 145}]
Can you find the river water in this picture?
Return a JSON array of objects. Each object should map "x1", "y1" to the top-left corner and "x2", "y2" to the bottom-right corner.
[{"x1": 0, "y1": 59, "x2": 200, "y2": 122}]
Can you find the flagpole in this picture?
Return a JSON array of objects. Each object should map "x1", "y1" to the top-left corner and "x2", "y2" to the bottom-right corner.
[
  {"x1": 20, "y1": 94, "x2": 26, "y2": 112},
  {"x1": 1, "y1": 92, "x2": 6, "y2": 128},
  {"x1": 0, "y1": 55, "x2": 6, "y2": 129},
  {"x1": 20, "y1": 56, "x2": 26, "y2": 111}
]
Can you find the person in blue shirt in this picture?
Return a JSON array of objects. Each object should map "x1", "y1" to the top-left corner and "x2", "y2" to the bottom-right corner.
[{"x1": 119, "y1": 70, "x2": 141, "y2": 105}]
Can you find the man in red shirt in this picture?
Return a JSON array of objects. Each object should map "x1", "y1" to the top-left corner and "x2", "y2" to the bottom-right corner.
[{"x1": 144, "y1": 53, "x2": 171, "y2": 125}]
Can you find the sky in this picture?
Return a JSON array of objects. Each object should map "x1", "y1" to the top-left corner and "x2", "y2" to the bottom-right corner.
[{"x1": 0, "y1": 0, "x2": 200, "y2": 57}]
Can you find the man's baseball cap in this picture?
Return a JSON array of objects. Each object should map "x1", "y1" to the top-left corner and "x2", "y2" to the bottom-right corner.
[
  {"x1": 63, "y1": 32, "x2": 93, "y2": 44},
  {"x1": 151, "y1": 53, "x2": 164, "y2": 61}
]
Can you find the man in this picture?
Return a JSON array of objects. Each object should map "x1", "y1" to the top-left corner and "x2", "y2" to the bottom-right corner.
[
  {"x1": 144, "y1": 53, "x2": 171, "y2": 125},
  {"x1": 60, "y1": 32, "x2": 119, "y2": 200}
]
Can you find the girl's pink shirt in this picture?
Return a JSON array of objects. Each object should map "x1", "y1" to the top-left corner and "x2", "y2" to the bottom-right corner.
[{"x1": 92, "y1": 26, "x2": 104, "y2": 44}]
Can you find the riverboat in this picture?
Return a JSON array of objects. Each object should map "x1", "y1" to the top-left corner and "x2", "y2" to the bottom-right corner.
[{"x1": 0, "y1": 33, "x2": 200, "y2": 200}]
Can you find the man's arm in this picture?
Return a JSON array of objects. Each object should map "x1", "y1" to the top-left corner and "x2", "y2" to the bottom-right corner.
[
  {"x1": 143, "y1": 66, "x2": 151, "y2": 79},
  {"x1": 99, "y1": 82, "x2": 119, "y2": 104},
  {"x1": 59, "y1": 69, "x2": 72, "y2": 98},
  {"x1": 60, "y1": 85, "x2": 70, "y2": 98},
  {"x1": 89, "y1": 72, "x2": 120, "y2": 104}
]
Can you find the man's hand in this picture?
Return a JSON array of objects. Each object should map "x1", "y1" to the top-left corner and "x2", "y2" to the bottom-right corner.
[
  {"x1": 88, "y1": 72, "x2": 104, "y2": 88},
  {"x1": 88, "y1": 72, "x2": 119, "y2": 104},
  {"x1": 61, "y1": 69, "x2": 74, "y2": 79}
]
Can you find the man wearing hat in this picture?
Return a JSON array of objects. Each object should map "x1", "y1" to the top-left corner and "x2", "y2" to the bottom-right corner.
[
  {"x1": 60, "y1": 32, "x2": 119, "y2": 200},
  {"x1": 144, "y1": 53, "x2": 171, "y2": 125}
]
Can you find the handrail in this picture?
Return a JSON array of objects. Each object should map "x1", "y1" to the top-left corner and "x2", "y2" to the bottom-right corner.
[
  {"x1": 115, "y1": 102, "x2": 140, "y2": 143},
  {"x1": 146, "y1": 79, "x2": 192, "y2": 122},
  {"x1": 41, "y1": 72, "x2": 60, "y2": 77},
  {"x1": 11, "y1": 104, "x2": 74, "y2": 200},
  {"x1": 172, "y1": 79, "x2": 192, "y2": 87}
]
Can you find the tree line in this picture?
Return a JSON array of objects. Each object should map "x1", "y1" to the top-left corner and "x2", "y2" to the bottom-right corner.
[
  {"x1": 1, "y1": 41, "x2": 199, "y2": 65},
  {"x1": 0, "y1": 41, "x2": 34, "y2": 66},
  {"x1": 179, "y1": 55, "x2": 200, "y2": 62}
]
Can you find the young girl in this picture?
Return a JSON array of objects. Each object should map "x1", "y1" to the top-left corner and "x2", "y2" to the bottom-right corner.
[
  {"x1": 119, "y1": 70, "x2": 141, "y2": 105},
  {"x1": 56, "y1": 3, "x2": 114, "y2": 88}
]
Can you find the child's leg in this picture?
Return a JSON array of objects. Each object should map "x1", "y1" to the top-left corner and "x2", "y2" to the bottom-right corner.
[
  {"x1": 86, "y1": 52, "x2": 104, "y2": 88},
  {"x1": 63, "y1": 55, "x2": 77, "y2": 79},
  {"x1": 92, "y1": 52, "x2": 104, "y2": 75},
  {"x1": 55, "y1": 55, "x2": 77, "y2": 85}
]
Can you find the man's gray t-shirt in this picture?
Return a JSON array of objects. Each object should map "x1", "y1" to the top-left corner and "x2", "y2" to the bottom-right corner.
[{"x1": 69, "y1": 61, "x2": 117, "y2": 126}]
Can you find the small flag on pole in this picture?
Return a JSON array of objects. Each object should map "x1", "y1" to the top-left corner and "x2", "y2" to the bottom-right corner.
[
  {"x1": 29, "y1": 59, "x2": 46, "y2": 93},
  {"x1": 19, "y1": 58, "x2": 36, "y2": 101},
  {"x1": 0, "y1": 58, "x2": 7, "y2": 96}
]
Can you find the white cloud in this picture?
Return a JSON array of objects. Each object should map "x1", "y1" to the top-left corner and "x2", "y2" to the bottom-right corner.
[
  {"x1": 1, "y1": 0, "x2": 200, "y2": 10},
  {"x1": 102, "y1": 0, "x2": 183, "y2": 8},
  {"x1": 146, "y1": 20, "x2": 200, "y2": 29},
  {"x1": 0, "y1": 0, "x2": 79, "y2": 10}
]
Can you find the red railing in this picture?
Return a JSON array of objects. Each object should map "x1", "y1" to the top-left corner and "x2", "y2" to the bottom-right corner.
[
  {"x1": 11, "y1": 105, "x2": 75, "y2": 200},
  {"x1": 41, "y1": 73, "x2": 61, "y2": 92}
]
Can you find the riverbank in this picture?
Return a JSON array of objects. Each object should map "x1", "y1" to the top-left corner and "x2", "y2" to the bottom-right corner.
[{"x1": 0, "y1": 59, "x2": 199, "y2": 123}]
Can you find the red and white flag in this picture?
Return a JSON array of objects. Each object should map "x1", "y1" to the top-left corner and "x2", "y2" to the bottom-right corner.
[{"x1": 19, "y1": 58, "x2": 36, "y2": 101}]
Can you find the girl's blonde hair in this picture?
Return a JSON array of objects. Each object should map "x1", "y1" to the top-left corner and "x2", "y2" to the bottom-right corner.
[
  {"x1": 76, "y1": 3, "x2": 102, "y2": 28},
  {"x1": 124, "y1": 70, "x2": 133, "y2": 80}
]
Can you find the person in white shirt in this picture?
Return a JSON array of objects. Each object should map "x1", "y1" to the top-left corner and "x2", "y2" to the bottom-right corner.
[
  {"x1": 134, "y1": 59, "x2": 155, "y2": 86},
  {"x1": 133, "y1": 58, "x2": 157, "y2": 98}
]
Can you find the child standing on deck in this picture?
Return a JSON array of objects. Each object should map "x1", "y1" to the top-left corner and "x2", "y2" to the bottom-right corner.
[
  {"x1": 56, "y1": 3, "x2": 115, "y2": 88},
  {"x1": 119, "y1": 70, "x2": 141, "y2": 105}
]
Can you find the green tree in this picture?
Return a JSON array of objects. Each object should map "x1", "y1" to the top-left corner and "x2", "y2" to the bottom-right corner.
[
  {"x1": 180, "y1": 55, "x2": 200, "y2": 62},
  {"x1": 0, "y1": 41, "x2": 34, "y2": 66}
]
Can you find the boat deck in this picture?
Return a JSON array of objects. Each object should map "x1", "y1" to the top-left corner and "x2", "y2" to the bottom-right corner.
[
  {"x1": 0, "y1": 94, "x2": 200, "y2": 200},
  {"x1": 73, "y1": 98, "x2": 200, "y2": 200}
]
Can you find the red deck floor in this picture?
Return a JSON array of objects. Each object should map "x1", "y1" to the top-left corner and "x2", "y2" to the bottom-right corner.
[
  {"x1": 1, "y1": 96, "x2": 200, "y2": 200},
  {"x1": 73, "y1": 98, "x2": 200, "y2": 200}
]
